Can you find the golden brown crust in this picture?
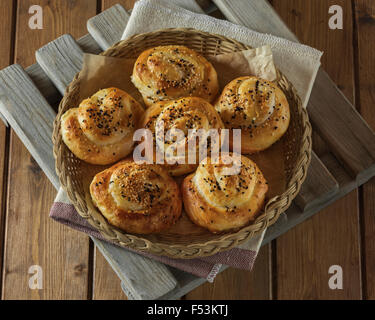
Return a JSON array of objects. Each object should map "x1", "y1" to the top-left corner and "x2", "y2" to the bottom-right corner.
[
  {"x1": 182, "y1": 154, "x2": 268, "y2": 233},
  {"x1": 61, "y1": 88, "x2": 144, "y2": 165},
  {"x1": 140, "y1": 97, "x2": 225, "y2": 176},
  {"x1": 90, "y1": 158, "x2": 182, "y2": 234},
  {"x1": 132, "y1": 45, "x2": 219, "y2": 107},
  {"x1": 215, "y1": 76, "x2": 290, "y2": 154}
]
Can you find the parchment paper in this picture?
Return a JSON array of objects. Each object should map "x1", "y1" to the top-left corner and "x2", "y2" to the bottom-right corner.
[{"x1": 77, "y1": 45, "x2": 286, "y2": 224}]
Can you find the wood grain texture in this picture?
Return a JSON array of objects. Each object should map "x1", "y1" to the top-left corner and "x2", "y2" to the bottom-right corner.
[
  {"x1": 0, "y1": 106, "x2": 8, "y2": 127},
  {"x1": 1, "y1": 0, "x2": 97, "y2": 300},
  {"x1": 92, "y1": 250, "x2": 127, "y2": 300},
  {"x1": 354, "y1": 0, "x2": 375, "y2": 300},
  {"x1": 94, "y1": 241, "x2": 177, "y2": 300},
  {"x1": 272, "y1": 0, "x2": 362, "y2": 299},
  {"x1": 25, "y1": 63, "x2": 61, "y2": 110},
  {"x1": 87, "y1": 4, "x2": 130, "y2": 50},
  {"x1": 0, "y1": 0, "x2": 14, "y2": 127},
  {"x1": 186, "y1": 246, "x2": 271, "y2": 300},
  {"x1": 0, "y1": 0, "x2": 14, "y2": 294},
  {"x1": 102, "y1": 0, "x2": 136, "y2": 12},
  {"x1": 294, "y1": 153, "x2": 339, "y2": 211},
  {"x1": 212, "y1": 0, "x2": 298, "y2": 42},
  {"x1": 36, "y1": 34, "x2": 84, "y2": 95},
  {"x1": 0, "y1": 65, "x2": 58, "y2": 188},
  {"x1": 309, "y1": 69, "x2": 375, "y2": 184}
]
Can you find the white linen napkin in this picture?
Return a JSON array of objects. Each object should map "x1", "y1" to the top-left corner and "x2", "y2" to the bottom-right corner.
[{"x1": 122, "y1": 0, "x2": 323, "y2": 108}]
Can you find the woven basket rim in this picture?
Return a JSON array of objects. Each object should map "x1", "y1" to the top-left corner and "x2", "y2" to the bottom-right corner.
[{"x1": 53, "y1": 28, "x2": 312, "y2": 259}]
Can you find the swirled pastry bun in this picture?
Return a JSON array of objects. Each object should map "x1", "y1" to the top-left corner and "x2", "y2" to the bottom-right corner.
[
  {"x1": 140, "y1": 97, "x2": 225, "y2": 176},
  {"x1": 182, "y1": 154, "x2": 268, "y2": 233},
  {"x1": 90, "y1": 159, "x2": 182, "y2": 234},
  {"x1": 132, "y1": 45, "x2": 219, "y2": 107},
  {"x1": 61, "y1": 88, "x2": 144, "y2": 165},
  {"x1": 215, "y1": 76, "x2": 290, "y2": 154}
]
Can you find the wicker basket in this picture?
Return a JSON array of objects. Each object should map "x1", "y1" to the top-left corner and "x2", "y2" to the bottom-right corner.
[{"x1": 53, "y1": 28, "x2": 312, "y2": 259}]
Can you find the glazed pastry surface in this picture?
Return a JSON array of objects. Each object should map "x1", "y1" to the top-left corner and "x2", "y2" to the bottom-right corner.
[
  {"x1": 215, "y1": 76, "x2": 290, "y2": 154},
  {"x1": 140, "y1": 97, "x2": 225, "y2": 176},
  {"x1": 132, "y1": 45, "x2": 219, "y2": 107},
  {"x1": 90, "y1": 159, "x2": 182, "y2": 234},
  {"x1": 182, "y1": 153, "x2": 268, "y2": 233},
  {"x1": 61, "y1": 88, "x2": 144, "y2": 165}
]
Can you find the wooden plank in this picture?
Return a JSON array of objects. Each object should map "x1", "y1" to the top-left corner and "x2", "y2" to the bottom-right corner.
[
  {"x1": 0, "y1": 65, "x2": 58, "y2": 188},
  {"x1": 272, "y1": 0, "x2": 362, "y2": 299},
  {"x1": 0, "y1": 65, "x2": 91, "y2": 299},
  {"x1": 35, "y1": 32, "x2": 179, "y2": 300},
  {"x1": 276, "y1": 192, "x2": 361, "y2": 300},
  {"x1": 25, "y1": 63, "x2": 61, "y2": 111},
  {"x1": 354, "y1": 0, "x2": 375, "y2": 300},
  {"x1": 92, "y1": 250, "x2": 128, "y2": 300},
  {"x1": 25, "y1": 34, "x2": 102, "y2": 110},
  {"x1": 212, "y1": 0, "x2": 298, "y2": 42},
  {"x1": 36, "y1": 35, "x2": 84, "y2": 95},
  {"x1": 1, "y1": 0, "x2": 96, "y2": 300},
  {"x1": 0, "y1": 0, "x2": 14, "y2": 296},
  {"x1": 94, "y1": 241, "x2": 177, "y2": 300},
  {"x1": 102, "y1": 0, "x2": 136, "y2": 12},
  {"x1": 309, "y1": 69, "x2": 375, "y2": 185},
  {"x1": 87, "y1": 4, "x2": 130, "y2": 50},
  {"x1": 76, "y1": 34, "x2": 103, "y2": 55},
  {"x1": 0, "y1": 111, "x2": 8, "y2": 127},
  {"x1": 0, "y1": 115, "x2": 7, "y2": 294},
  {"x1": 186, "y1": 246, "x2": 271, "y2": 299},
  {"x1": 0, "y1": 0, "x2": 14, "y2": 127},
  {"x1": 294, "y1": 153, "x2": 339, "y2": 211}
]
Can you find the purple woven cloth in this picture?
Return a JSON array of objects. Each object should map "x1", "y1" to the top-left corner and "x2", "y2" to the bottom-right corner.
[{"x1": 50, "y1": 190, "x2": 264, "y2": 281}]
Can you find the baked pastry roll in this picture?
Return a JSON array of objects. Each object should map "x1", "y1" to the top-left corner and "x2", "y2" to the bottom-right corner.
[
  {"x1": 215, "y1": 76, "x2": 290, "y2": 154},
  {"x1": 140, "y1": 97, "x2": 225, "y2": 176},
  {"x1": 182, "y1": 154, "x2": 268, "y2": 233},
  {"x1": 90, "y1": 159, "x2": 182, "y2": 234},
  {"x1": 61, "y1": 88, "x2": 144, "y2": 165},
  {"x1": 132, "y1": 45, "x2": 219, "y2": 107}
]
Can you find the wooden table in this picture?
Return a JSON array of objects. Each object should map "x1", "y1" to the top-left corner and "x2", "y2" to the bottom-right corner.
[{"x1": 0, "y1": 0, "x2": 373, "y2": 300}]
